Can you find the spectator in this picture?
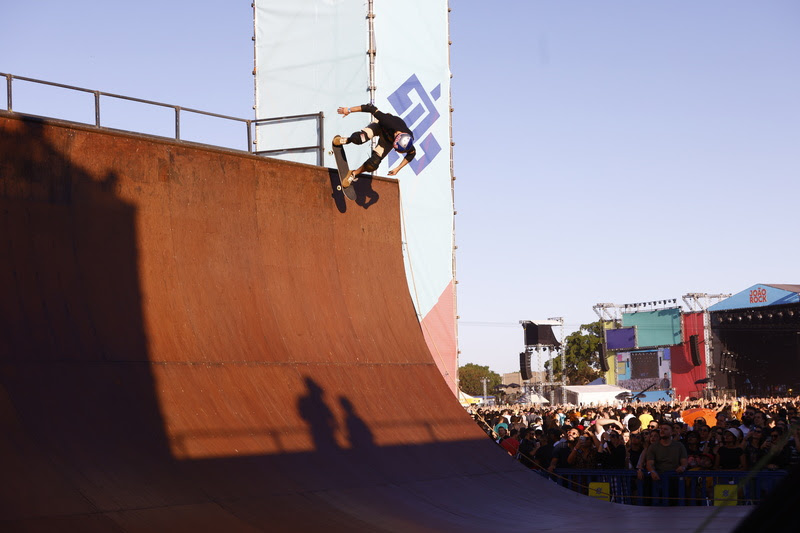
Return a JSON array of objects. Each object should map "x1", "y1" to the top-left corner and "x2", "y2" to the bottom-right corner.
[
  {"x1": 682, "y1": 431, "x2": 704, "y2": 470},
  {"x1": 765, "y1": 427, "x2": 791, "y2": 470},
  {"x1": 637, "y1": 429, "x2": 661, "y2": 476},
  {"x1": 600, "y1": 430, "x2": 628, "y2": 469},
  {"x1": 550, "y1": 427, "x2": 579, "y2": 472},
  {"x1": 696, "y1": 424, "x2": 712, "y2": 450},
  {"x1": 744, "y1": 427, "x2": 768, "y2": 468},
  {"x1": 645, "y1": 418, "x2": 660, "y2": 432},
  {"x1": 753, "y1": 410, "x2": 767, "y2": 429},
  {"x1": 714, "y1": 428, "x2": 746, "y2": 470},
  {"x1": 738, "y1": 406, "x2": 756, "y2": 438},
  {"x1": 493, "y1": 423, "x2": 509, "y2": 442},
  {"x1": 533, "y1": 428, "x2": 561, "y2": 472},
  {"x1": 517, "y1": 428, "x2": 539, "y2": 468},
  {"x1": 509, "y1": 414, "x2": 526, "y2": 433},
  {"x1": 500, "y1": 428, "x2": 521, "y2": 457},
  {"x1": 639, "y1": 406, "x2": 654, "y2": 430},
  {"x1": 645, "y1": 423, "x2": 688, "y2": 481},
  {"x1": 628, "y1": 433, "x2": 645, "y2": 471},
  {"x1": 672, "y1": 422, "x2": 686, "y2": 444},
  {"x1": 622, "y1": 405, "x2": 636, "y2": 430},
  {"x1": 568, "y1": 432, "x2": 599, "y2": 469}
]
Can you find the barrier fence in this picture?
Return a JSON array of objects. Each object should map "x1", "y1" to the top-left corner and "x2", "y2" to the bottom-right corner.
[{"x1": 545, "y1": 469, "x2": 787, "y2": 506}]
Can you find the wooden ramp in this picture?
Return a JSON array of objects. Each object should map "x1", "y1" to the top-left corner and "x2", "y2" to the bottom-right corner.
[{"x1": 0, "y1": 113, "x2": 747, "y2": 532}]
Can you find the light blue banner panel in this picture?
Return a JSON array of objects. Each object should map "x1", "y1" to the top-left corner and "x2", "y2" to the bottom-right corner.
[
  {"x1": 374, "y1": 0, "x2": 453, "y2": 319},
  {"x1": 622, "y1": 308, "x2": 682, "y2": 348},
  {"x1": 709, "y1": 284, "x2": 800, "y2": 311},
  {"x1": 254, "y1": 0, "x2": 370, "y2": 166}
]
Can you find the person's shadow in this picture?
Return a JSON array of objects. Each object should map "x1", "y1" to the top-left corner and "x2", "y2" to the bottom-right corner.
[
  {"x1": 297, "y1": 377, "x2": 339, "y2": 452},
  {"x1": 340, "y1": 396, "x2": 374, "y2": 449}
]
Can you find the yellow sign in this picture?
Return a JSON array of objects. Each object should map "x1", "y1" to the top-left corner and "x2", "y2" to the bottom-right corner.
[
  {"x1": 588, "y1": 482, "x2": 611, "y2": 502},
  {"x1": 713, "y1": 484, "x2": 738, "y2": 506}
]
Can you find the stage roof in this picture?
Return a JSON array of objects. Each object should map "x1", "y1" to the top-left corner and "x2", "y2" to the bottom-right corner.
[{"x1": 709, "y1": 284, "x2": 800, "y2": 311}]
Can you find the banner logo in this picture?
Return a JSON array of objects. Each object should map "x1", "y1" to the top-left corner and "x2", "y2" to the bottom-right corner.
[{"x1": 387, "y1": 74, "x2": 442, "y2": 174}]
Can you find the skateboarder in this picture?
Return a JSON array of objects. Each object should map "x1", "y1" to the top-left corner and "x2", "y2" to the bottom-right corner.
[{"x1": 334, "y1": 103, "x2": 416, "y2": 187}]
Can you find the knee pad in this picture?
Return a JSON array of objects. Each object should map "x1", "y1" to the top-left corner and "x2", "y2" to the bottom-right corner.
[
  {"x1": 362, "y1": 153, "x2": 382, "y2": 173},
  {"x1": 348, "y1": 131, "x2": 369, "y2": 145}
]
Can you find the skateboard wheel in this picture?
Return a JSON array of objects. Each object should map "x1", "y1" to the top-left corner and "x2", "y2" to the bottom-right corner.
[{"x1": 337, "y1": 185, "x2": 342, "y2": 191}]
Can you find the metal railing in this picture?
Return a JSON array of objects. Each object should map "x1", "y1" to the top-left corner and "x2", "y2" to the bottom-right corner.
[
  {"x1": 1, "y1": 72, "x2": 324, "y2": 163},
  {"x1": 253, "y1": 112, "x2": 325, "y2": 166}
]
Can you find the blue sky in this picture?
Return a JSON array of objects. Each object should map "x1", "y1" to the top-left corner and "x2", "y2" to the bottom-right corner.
[{"x1": 3, "y1": 1, "x2": 799, "y2": 375}]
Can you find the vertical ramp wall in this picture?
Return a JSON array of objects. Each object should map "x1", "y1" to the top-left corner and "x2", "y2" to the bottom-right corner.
[{"x1": 253, "y1": 1, "x2": 458, "y2": 393}]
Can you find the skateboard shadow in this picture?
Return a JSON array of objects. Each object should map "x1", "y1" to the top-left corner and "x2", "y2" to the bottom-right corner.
[
  {"x1": 326, "y1": 170, "x2": 380, "y2": 211},
  {"x1": 326, "y1": 168, "x2": 348, "y2": 213}
]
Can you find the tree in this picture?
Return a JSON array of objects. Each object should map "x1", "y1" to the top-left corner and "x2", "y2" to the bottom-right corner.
[
  {"x1": 544, "y1": 321, "x2": 604, "y2": 385},
  {"x1": 458, "y1": 363, "x2": 502, "y2": 396}
]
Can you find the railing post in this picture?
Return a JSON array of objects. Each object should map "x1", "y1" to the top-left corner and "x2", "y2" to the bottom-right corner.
[
  {"x1": 94, "y1": 91, "x2": 101, "y2": 126},
  {"x1": 246, "y1": 120, "x2": 253, "y2": 153},
  {"x1": 175, "y1": 106, "x2": 181, "y2": 141},
  {"x1": 6, "y1": 74, "x2": 12, "y2": 112},
  {"x1": 317, "y1": 111, "x2": 324, "y2": 166}
]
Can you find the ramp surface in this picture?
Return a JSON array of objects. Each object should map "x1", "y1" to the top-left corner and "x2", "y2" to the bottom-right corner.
[{"x1": 0, "y1": 113, "x2": 747, "y2": 531}]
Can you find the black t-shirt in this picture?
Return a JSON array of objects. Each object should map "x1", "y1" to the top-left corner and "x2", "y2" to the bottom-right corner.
[
  {"x1": 553, "y1": 444, "x2": 573, "y2": 468},
  {"x1": 602, "y1": 443, "x2": 627, "y2": 469},
  {"x1": 717, "y1": 446, "x2": 744, "y2": 469},
  {"x1": 360, "y1": 104, "x2": 417, "y2": 161},
  {"x1": 532, "y1": 443, "x2": 555, "y2": 469}
]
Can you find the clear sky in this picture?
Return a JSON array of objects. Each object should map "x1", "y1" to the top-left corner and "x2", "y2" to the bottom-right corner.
[{"x1": 3, "y1": 1, "x2": 799, "y2": 375}]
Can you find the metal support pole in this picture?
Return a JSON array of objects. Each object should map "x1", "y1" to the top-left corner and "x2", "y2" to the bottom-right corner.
[
  {"x1": 318, "y1": 111, "x2": 324, "y2": 166},
  {"x1": 246, "y1": 120, "x2": 253, "y2": 153},
  {"x1": 174, "y1": 107, "x2": 181, "y2": 140},
  {"x1": 94, "y1": 91, "x2": 101, "y2": 126},
  {"x1": 367, "y1": 1, "x2": 376, "y2": 105},
  {"x1": 6, "y1": 74, "x2": 12, "y2": 111}
]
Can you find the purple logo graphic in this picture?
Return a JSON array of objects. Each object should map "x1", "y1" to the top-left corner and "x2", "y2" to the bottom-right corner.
[{"x1": 387, "y1": 74, "x2": 442, "y2": 174}]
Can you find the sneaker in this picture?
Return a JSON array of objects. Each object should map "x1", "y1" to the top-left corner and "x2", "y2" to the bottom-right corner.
[{"x1": 333, "y1": 135, "x2": 347, "y2": 146}]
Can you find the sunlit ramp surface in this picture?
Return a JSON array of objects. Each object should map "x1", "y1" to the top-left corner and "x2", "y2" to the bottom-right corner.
[{"x1": 0, "y1": 112, "x2": 748, "y2": 531}]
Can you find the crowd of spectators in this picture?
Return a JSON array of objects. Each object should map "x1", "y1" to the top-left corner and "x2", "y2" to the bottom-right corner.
[{"x1": 468, "y1": 396, "x2": 800, "y2": 481}]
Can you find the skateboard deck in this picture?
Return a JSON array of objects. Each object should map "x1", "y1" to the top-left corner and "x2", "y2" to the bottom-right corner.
[{"x1": 332, "y1": 136, "x2": 357, "y2": 201}]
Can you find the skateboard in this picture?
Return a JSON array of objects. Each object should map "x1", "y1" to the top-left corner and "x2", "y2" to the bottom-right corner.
[{"x1": 332, "y1": 136, "x2": 357, "y2": 201}]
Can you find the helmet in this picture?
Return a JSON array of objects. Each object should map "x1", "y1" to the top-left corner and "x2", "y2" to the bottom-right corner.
[{"x1": 393, "y1": 132, "x2": 414, "y2": 153}]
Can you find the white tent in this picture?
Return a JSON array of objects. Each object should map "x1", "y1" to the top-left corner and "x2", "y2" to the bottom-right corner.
[
  {"x1": 524, "y1": 392, "x2": 550, "y2": 404},
  {"x1": 563, "y1": 384, "x2": 631, "y2": 406},
  {"x1": 457, "y1": 390, "x2": 482, "y2": 406}
]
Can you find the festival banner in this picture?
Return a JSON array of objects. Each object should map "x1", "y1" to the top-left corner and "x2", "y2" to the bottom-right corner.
[{"x1": 373, "y1": 0, "x2": 456, "y2": 391}]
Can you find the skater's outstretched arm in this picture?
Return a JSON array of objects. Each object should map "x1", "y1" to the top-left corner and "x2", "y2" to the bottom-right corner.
[
  {"x1": 337, "y1": 103, "x2": 378, "y2": 117},
  {"x1": 387, "y1": 158, "x2": 410, "y2": 176},
  {"x1": 337, "y1": 106, "x2": 362, "y2": 116}
]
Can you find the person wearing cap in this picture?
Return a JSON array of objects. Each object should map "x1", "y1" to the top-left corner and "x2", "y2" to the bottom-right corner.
[
  {"x1": 334, "y1": 104, "x2": 416, "y2": 187},
  {"x1": 714, "y1": 428, "x2": 746, "y2": 470}
]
